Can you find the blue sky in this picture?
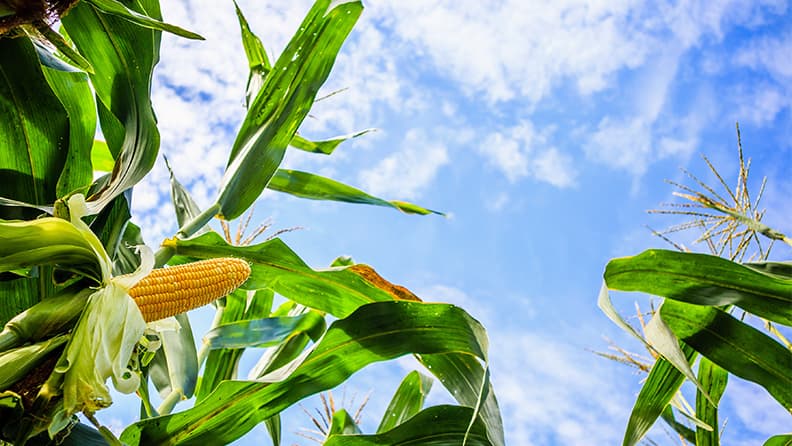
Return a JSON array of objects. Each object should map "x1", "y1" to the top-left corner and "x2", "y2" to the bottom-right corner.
[{"x1": 99, "y1": 1, "x2": 792, "y2": 444}]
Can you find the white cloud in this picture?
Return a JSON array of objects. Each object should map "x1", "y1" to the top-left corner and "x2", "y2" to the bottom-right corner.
[
  {"x1": 358, "y1": 129, "x2": 448, "y2": 199},
  {"x1": 479, "y1": 121, "x2": 578, "y2": 187},
  {"x1": 489, "y1": 332, "x2": 632, "y2": 445},
  {"x1": 372, "y1": 0, "x2": 651, "y2": 104},
  {"x1": 725, "y1": 378, "x2": 792, "y2": 435}
]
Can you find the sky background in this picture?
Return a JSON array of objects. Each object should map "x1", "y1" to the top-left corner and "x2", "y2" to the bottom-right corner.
[{"x1": 97, "y1": 1, "x2": 791, "y2": 444}]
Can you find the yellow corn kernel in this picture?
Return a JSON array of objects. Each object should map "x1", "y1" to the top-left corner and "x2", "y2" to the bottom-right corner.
[{"x1": 129, "y1": 257, "x2": 251, "y2": 322}]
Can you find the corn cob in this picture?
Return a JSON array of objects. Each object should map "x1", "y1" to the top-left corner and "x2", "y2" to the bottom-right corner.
[{"x1": 129, "y1": 257, "x2": 251, "y2": 322}]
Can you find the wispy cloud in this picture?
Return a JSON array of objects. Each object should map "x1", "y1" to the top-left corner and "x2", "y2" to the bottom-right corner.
[
  {"x1": 480, "y1": 121, "x2": 577, "y2": 187},
  {"x1": 358, "y1": 129, "x2": 449, "y2": 199}
]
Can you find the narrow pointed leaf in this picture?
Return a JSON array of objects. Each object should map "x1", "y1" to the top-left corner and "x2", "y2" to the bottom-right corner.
[
  {"x1": 695, "y1": 357, "x2": 728, "y2": 446},
  {"x1": 289, "y1": 129, "x2": 373, "y2": 155},
  {"x1": 622, "y1": 343, "x2": 697, "y2": 446},
  {"x1": 268, "y1": 169, "x2": 442, "y2": 215},
  {"x1": 84, "y1": 0, "x2": 204, "y2": 40},
  {"x1": 120, "y1": 301, "x2": 489, "y2": 446},
  {"x1": 216, "y1": 0, "x2": 362, "y2": 220},
  {"x1": 604, "y1": 249, "x2": 792, "y2": 326},
  {"x1": 234, "y1": 1, "x2": 269, "y2": 72},
  {"x1": 325, "y1": 405, "x2": 491, "y2": 446},
  {"x1": 377, "y1": 371, "x2": 433, "y2": 433},
  {"x1": 61, "y1": 0, "x2": 162, "y2": 215},
  {"x1": 164, "y1": 232, "x2": 420, "y2": 318},
  {"x1": 660, "y1": 300, "x2": 792, "y2": 410}
]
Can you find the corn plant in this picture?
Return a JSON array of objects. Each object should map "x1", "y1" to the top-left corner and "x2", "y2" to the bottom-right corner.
[
  {"x1": 599, "y1": 126, "x2": 792, "y2": 446},
  {"x1": 0, "y1": 1, "x2": 504, "y2": 445}
]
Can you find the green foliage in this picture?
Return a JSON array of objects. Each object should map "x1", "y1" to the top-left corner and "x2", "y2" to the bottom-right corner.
[
  {"x1": 0, "y1": 1, "x2": 503, "y2": 445},
  {"x1": 600, "y1": 134, "x2": 792, "y2": 445}
]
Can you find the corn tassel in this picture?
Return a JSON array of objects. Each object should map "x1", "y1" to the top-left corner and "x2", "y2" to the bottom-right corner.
[{"x1": 129, "y1": 258, "x2": 251, "y2": 322}]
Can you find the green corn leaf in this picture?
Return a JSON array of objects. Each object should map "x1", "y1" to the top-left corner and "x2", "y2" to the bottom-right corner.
[
  {"x1": 328, "y1": 409, "x2": 362, "y2": 436},
  {"x1": 0, "y1": 335, "x2": 68, "y2": 391},
  {"x1": 41, "y1": 67, "x2": 96, "y2": 198},
  {"x1": 203, "y1": 313, "x2": 325, "y2": 350},
  {"x1": 268, "y1": 169, "x2": 442, "y2": 215},
  {"x1": 377, "y1": 370, "x2": 433, "y2": 433},
  {"x1": 163, "y1": 232, "x2": 420, "y2": 318},
  {"x1": 695, "y1": 357, "x2": 728, "y2": 446},
  {"x1": 120, "y1": 301, "x2": 490, "y2": 446},
  {"x1": 91, "y1": 140, "x2": 115, "y2": 172},
  {"x1": 0, "y1": 218, "x2": 103, "y2": 281},
  {"x1": 84, "y1": 0, "x2": 204, "y2": 40},
  {"x1": 622, "y1": 343, "x2": 697, "y2": 446},
  {"x1": 0, "y1": 37, "x2": 70, "y2": 211},
  {"x1": 764, "y1": 434, "x2": 792, "y2": 446},
  {"x1": 248, "y1": 304, "x2": 325, "y2": 380},
  {"x1": 660, "y1": 300, "x2": 792, "y2": 410},
  {"x1": 234, "y1": 0, "x2": 269, "y2": 106},
  {"x1": 197, "y1": 289, "x2": 262, "y2": 401},
  {"x1": 0, "y1": 286, "x2": 91, "y2": 352},
  {"x1": 325, "y1": 405, "x2": 492, "y2": 446},
  {"x1": 163, "y1": 156, "x2": 209, "y2": 236},
  {"x1": 604, "y1": 249, "x2": 792, "y2": 326},
  {"x1": 289, "y1": 129, "x2": 373, "y2": 155},
  {"x1": 147, "y1": 313, "x2": 199, "y2": 414},
  {"x1": 660, "y1": 406, "x2": 696, "y2": 444},
  {"x1": 37, "y1": 25, "x2": 95, "y2": 74},
  {"x1": 216, "y1": 0, "x2": 362, "y2": 220},
  {"x1": 416, "y1": 353, "x2": 504, "y2": 446},
  {"x1": 61, "y1": 0, "x2": 162, "y2": 215}
]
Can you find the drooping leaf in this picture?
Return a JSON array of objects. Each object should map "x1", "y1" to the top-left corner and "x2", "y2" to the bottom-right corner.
[
  {"x1": 416, "y1": 353, "x2": 504, "y2": 446},
  {"x1": 164, "y1": 232, "x2": 419, "y2": 318},
  {"x1": 604, "y1": 249, "x2": 792, "y2": 326},
  {"x1": 660, "y1": 300, "x2": 792, "y2": 410},
  {"x1": 644, "y1": 309, "x2": 712, "y2": 404},
  {"x1": 695, "y1": 357, "x2": 728, "y2": 446},
  {"x1": 216, "y1": 0, "x2": 362, "y2": 220},
  {"x1": 325, "y1": 405, "x2": 492, "y2": 446},
  {"x1": 622, "y1": 343, "x2": 697, "y2": 446},
  {"x1": 268, "y1": 169, "x2": 442, "y2": 215},
  {"x1": 120, "y1": 301, "x2": 489, "y2": 445},
  {"x1": 289, "y1": 129, "x2": 373, "y2": 155},
  {"x1": 377, "y1": 370, "x2": 433, "y2": 433},
  {"x1": 61, "y1": 0, "x2": 163, "y2": 215},
  {"x1": 84, "y1": 0, "x2": 204, "y2": 40}
]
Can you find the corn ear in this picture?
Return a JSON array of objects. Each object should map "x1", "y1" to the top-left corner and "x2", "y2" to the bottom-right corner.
[
  {"x1": 0, "y1": 335, "x2": 68, "y2": 391},
  {"x1": 0, "y1": 287, "x2": 91, "y2": 352},
  {"x1": 129, "y1": 258, "x2": 251, "y2": 322}
]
